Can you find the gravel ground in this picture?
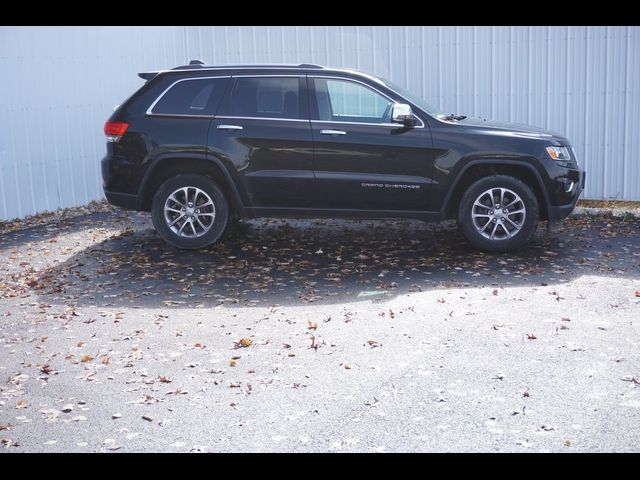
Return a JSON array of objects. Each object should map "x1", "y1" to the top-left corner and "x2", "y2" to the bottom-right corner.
[{"x1": 1, "y1": 206, "x2": 639, "y2": 452}]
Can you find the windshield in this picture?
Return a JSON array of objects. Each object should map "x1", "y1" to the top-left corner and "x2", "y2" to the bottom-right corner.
[{"x1": 373, "y1": 75, "x2": 445, "y2": 117}]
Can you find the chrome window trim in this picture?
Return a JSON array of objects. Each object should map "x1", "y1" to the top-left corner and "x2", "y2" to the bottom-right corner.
[
  {"x1": 146, "y1": 75, "x2": 230, "y2": 116},
  {"x1": 309, "y1": 75, "x2": 425, "y2": 129},
  {"x1": 215, "y1": 115, "x2": 309, "y2": 123},
  {"x1": 310, "y1": 120, "x2": 404, "y2": 128}
]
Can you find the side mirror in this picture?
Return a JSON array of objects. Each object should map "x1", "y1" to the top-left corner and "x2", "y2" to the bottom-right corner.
[{"x1": 392, "y1": 103, "x2": 418, "y2": 127}]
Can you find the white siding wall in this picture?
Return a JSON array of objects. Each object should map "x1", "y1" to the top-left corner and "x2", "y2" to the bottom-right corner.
[{"x1": 1, "y1": 26, "x2": 638, "y2": 220}]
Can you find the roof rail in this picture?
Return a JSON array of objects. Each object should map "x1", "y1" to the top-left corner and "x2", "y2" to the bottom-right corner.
[{"x1": 168, "y1": 62, "x2": 325, "y2": 71}]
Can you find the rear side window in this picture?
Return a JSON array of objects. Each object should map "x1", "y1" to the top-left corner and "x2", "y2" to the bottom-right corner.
[
  {"x1": 150, "y1": 77, "x2": 229, "y2": 116},
  {"x1": 230, "y1": 77, "x2": 303, "y2": 119}
]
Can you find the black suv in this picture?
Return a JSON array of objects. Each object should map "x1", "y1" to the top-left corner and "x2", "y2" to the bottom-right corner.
[{"x1": 102, "y1": 61, "x2": 585, "y2": 252}]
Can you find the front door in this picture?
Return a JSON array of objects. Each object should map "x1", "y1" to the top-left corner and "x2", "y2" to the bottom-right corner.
[
  {"x1": 209, "y1": 75, "x2": 315, "y2": 209},
  {"x1": 309, "y1": 76, "x2": 433, "y2": 212}
]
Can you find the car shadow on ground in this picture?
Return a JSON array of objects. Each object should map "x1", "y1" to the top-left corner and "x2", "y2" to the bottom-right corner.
[{"x1": 28, "y1": 212, "x2": 640, "y2": 308}]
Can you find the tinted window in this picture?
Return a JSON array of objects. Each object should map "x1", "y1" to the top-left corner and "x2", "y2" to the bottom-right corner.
[
  {"x1": 231, "y1": 77, "x2": 302, "y2": 119},
  {"x1": 314, "y1": 78, "x2": 392, "y2": 123},
  {"x1": 151, "y1": 78, "x2": 228, "y2": 115}
]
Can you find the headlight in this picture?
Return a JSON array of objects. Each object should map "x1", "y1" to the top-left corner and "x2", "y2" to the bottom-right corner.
[{"x1": 545, "y1": 146, "x2": 572, "y2": 167}]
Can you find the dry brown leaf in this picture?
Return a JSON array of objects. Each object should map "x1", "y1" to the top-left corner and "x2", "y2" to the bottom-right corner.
[
  {"x1": 635, "y1": 290, "x2": 640, "y2": 297},
  {"x1": 229, "y1": 359, "x2": 237, "y2": 367},
  {"x1": 77, "y1": 341, "x2": 85, "y2": 348},
  {"x1": 80, "y1": 354, "x2": 94, "y2": 363},
  {"x1": 564, "y1": 440, "x2": 572, "y2": 447},
  {"x1": 527, "y1": 334, "x2": 537, "y2": 340},
  {"x1": 307, "y1": 321, "x2": 318, "y2": 331},
  {"x1": 0, "y1": 423, "x2": 12, "y2": 432},
  {"x1": 237, "y1": 338, "x2": 252, "y2": 348},
  {"x1": 492, "y1": 289, "x2": 499, "y2": 296},
  {"x1": 16, "y1": 400, "x2": 26, "y2": 409},
  {"x1": 343, "y1": 364, "x2": 352, "y2": 370},
  {"x1": 158, "y1": 376, "x2": 172, "y2": 383}
]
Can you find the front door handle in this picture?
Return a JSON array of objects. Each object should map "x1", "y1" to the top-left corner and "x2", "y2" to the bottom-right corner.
[
  {"x1": 217, "y1": 124, "x2": 243, "y2": 131},
  {"x1": 320, "y1": 129, "x2": 346, "y2": 136}
]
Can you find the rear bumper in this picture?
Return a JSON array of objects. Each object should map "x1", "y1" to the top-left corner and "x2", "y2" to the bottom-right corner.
[
  {"x1": 548, "y1": 170, "x2": 585, "y2": 222},
  {"x1": 104, "y1": 190, "x2": 138, "y2": 210}
]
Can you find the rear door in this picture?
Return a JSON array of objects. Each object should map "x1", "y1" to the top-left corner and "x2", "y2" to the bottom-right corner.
[
  {"x1": 208, "y1": 74, "x2": 315, "y2": 209},
  {"x1": 309, "y1": 76, "x2": 433, "y2": 212}
]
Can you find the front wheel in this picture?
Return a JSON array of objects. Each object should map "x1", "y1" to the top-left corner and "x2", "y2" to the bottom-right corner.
[
  {"x1": 151, "y1": 174, "x2": 229, "y2": 249},
  {"x1": 457, "y1": 175, "x2": 539, "y2": 252}
]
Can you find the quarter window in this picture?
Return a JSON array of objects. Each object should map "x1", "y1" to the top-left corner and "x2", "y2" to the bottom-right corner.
[
  {"x1": 314, "y1": 78, "x2": 393, "y2": 124},
  {"x1": 231, "y1": 77, "x2": 302, "y2": 119},
  {"x1": 151, "y1": 78, "x2": 228, "y2": 116}
]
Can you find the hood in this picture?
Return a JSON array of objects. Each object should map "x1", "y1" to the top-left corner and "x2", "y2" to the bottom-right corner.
[{"x1": 455, "y1": 117, "x2": 569, "y2": 144}]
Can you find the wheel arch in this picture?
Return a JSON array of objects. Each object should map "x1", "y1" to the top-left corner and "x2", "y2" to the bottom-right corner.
[
  {"x1": 137, "y1": 154, "x2": 246, "y2": 216},
  {"x1": 441, "y1": 159, "x2": 550, "y2": 221}
]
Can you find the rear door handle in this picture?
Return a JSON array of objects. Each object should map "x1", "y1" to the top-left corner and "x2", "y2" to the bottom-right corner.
[
  {"x1": 217, "y1": 124, "x2": 243, "y2": 131},
  {"x1": 320, "y1": 129, "x2": 346, "y2": 136}
]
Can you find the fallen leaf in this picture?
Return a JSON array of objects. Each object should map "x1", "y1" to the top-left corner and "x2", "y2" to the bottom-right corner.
[
  {"x1": 61, "y1": 404, "x2": 74, "y2": 413},
  {"x1": 307, "y1": 321, "x2": 318, "y2": 331},
  {"x1": 40, "y1": 365, "x2": 53, "y2": 375},
  {"x1": 492, "y1": 289, "x2": 498, "y2": 296},
  {"x1": 0, "y1": 423, "x2": 12, "y2": 432},
  {"x1": 236, "y1": 338, "x2": 252, "y2": 348},
  {"x1": 77, "y1": 341, "x2": 85, "y2": 348},
  {"x1": 16, "y1": 400, "x2": 26, "y2": 409},
  {"x1": 564, "y1": 440, "x2": 572, "y2": 447},
  {"x1": 80, "y1": 354, "x2": 94, "y2": 363},
  {"x1": 527, "y1": 334, "x2": 537, "y2": 340},
  {"x1": 229, "y1": 359, "x2": 237, "y2": 367},
  {"x1": 142, "y1": 415, "x2": 153, "y2": 422},
  {"x1": 635, "y1": 290, "x2": 640, "y2": 297},
  {"x1": 158, "y1": 376, "x2": 172, "y2": 383},
  {"x1": 343, "y1": 363, "x2": 352, "y2": 370}
]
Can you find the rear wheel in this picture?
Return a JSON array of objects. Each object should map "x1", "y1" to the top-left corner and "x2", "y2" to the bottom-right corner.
[
  {"x1": 151, "y1": 174, "x2": 229, "y2": 249},
  {"x1": 457, "y1": 175, "x2": 539, "y2": 252}
]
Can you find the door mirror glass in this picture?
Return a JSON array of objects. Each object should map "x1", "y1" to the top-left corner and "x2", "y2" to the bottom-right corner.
[{"x1": 392, "y1": 103, "x2": 417, "y2": 127}]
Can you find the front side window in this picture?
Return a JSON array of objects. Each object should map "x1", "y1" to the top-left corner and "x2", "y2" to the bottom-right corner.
[
  {"x1": 314, "y1": 78, "x2": 393, "y2": 124},
  {"x1": 151, "y1": 77, "x2": 228, "y2": 116},
  {"x1": 231, "y1": 77, "x2": 302, "y2": 119}
]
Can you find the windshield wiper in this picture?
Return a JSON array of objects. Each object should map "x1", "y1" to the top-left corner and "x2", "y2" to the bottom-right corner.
[{"x1": 442, "y1": 113, "x2": 467, "y2": 121}]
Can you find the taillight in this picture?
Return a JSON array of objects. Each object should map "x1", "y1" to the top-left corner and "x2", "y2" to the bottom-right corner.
[{"x1": 104, "y1": 121, "x2": 129, "y2": 142}]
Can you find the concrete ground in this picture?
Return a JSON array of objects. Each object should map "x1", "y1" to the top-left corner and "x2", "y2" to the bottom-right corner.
[{"x1": 1, "y1": 206, "x2": 639, "y2": 452}]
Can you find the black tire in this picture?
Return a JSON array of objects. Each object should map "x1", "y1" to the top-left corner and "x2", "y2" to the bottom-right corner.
[
  {"x1": 457, "y1": 175, "x2": 539, "y2": 252},
  {"x1": 151, "y1": 174, "x2": 229, "y2": 249}
]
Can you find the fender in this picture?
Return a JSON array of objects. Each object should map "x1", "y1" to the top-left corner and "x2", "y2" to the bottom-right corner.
[
  {"x1": 136, "y1": 152, "x2": 248, "y2": 215},
  {"x1": 440, "y1": 158, "x2": 552, "y2": 219}
]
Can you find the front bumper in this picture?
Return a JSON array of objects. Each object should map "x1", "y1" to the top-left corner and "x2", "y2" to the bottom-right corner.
[{"x1": 548, "y1": 170, "x2": 585, "y2": 222}]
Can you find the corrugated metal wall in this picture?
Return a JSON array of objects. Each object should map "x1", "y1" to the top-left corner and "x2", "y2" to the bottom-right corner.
[{"x1": 1, "y1": 26, "x2": 638, "y2": 220}]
